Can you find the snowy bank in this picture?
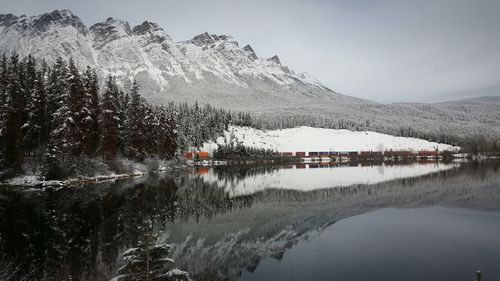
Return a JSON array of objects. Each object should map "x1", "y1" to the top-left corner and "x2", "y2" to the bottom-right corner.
[{"x1": 202, "y1": 126, "x2": 459, "y2": 153}]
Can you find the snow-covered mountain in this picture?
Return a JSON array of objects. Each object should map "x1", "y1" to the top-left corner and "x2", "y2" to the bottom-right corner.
[
  {"x1": 0, "y1": 10, "x2": 330, "y2": 99},
  {"x1": 1, "y1": 9, "x2": 499, "y2": 141}
]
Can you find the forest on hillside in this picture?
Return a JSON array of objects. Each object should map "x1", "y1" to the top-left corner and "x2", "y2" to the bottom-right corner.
[
  {"x1": 1, "y1": 53, "x2": 498, "y2": 181},
  {"x1": 0, "y1": 53, "x2": 177, "y2": 180},
  {"x1": 0, "y1": 53, "x2": 260, "y2": 180}
]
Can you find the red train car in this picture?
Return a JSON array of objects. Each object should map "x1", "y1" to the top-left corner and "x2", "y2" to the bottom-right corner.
[
  {"x1": 296, "y1": 163, "x2": 306, "y2": 169},
  {"x1": 418, "y1": 150, "x2": 438, "y2": 157},
  {"x1": 196, "y1": 152, "x2": 209, "y2": 160},
  {"x1": 196, "y1": 167, "x2": 209, "y2": 174},
  {"x1": 360, "y1": 151, "x2": 371, "y2": 157},
  {"x1": 309, "y1": 152, "x2": 319, "y2": 157},
  {"x1": 182, "y1": 152, "x2": 194, "y2": 159},
  {"x1": 296, "y1": 152, "x2": 306, "y2": 157},
  {"x1": 282, "y1": 152, "x2": 293, "y2": 157}
]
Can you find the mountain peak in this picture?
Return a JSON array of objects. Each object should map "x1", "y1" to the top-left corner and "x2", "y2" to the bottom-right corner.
[
  {"x1": 0, "y1": 9, "x2": 86, "y2": 34},
  {"x1": 132, "y1": 21, "x2": 162, "y2": 35},
  {"x1": 243, "y1": 44, "x2": 257, "y2": 60},
  {"x1": 269, "y1": 55, "x2": 281, "y2": 65},
  {"x1": 0, "y1": 14, "x2": 19, "y2": 27},
  {"x1": 189, "y1": 32, "x2": 235, "y2": 47},
  {"x1": 34, "y1": 9, "x2": 86, "y2": 33},
  {"x1": 90, "y1": 17, "x2": 131, "y2": 48}
]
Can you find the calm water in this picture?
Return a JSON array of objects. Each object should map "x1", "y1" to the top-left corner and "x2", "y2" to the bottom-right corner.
[{"x1": 0, "y1": 161, "x2": 499, "y2": 281}]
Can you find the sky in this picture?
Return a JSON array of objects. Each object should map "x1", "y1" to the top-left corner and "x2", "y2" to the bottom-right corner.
[{"x1": 1, "y1": 0, "x2": 499, "y2": 103}]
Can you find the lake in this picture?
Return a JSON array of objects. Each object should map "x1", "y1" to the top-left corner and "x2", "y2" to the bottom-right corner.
[{"x1": 0, "y1": 161, "x2": 499, "y2": 281}]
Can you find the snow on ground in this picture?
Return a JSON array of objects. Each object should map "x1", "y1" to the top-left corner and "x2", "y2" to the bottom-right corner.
[
  {"x1": 202, "y1": 126, "x2": 459, "y2": 153},
  {"x1": 195, "y1": 162, "x2": 460, "y2": 197}
]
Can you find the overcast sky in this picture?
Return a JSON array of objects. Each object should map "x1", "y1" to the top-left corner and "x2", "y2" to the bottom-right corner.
[{"x1": 1, "y1": 0, "x2": 499, "y2": 103}]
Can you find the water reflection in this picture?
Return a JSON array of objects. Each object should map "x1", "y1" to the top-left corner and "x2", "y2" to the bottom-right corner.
[
  {"x1": 0, "y1": 161, "x2": 498, "y2": 280},
  {"x1": 193, "y1": 161, "x2": 460, "y2": 196}
]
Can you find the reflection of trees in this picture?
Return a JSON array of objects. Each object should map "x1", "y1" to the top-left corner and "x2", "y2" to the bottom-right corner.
[
  {"x1": 175, "y1": 177, "x2": 254, "y2": 222},
  {"x1": 0, "y1": 161, "x2": 499, "y2": 280},
  {"x1": 0, "y1": 172, "x2": 259, "y2": 280},
  {"x1": 203, "y1": 165, "x2": 280, "y2": 182},
  {"x1": 169, "y1": 162, "x2": 500, "y2": 281},
  {"x1": 0, "y1": 177, "x2": 182, "y2": 280}
]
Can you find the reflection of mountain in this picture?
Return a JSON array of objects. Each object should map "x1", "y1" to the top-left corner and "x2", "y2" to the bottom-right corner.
[
  {"x1": 0, "y1": 162, "x2": 499, "y2": 280},
  {"x1": 167, "y1": 162, "x2": 500, "y2": 280},
  {"x1": 194, "y1": 162, "x2": 460, "y2": 196}
]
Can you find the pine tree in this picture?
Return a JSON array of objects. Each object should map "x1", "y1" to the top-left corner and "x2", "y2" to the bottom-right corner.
[
  {"x1": 41, "y1": 57, "x2": 71, "y2": 179},
  {"x1": 124, "y1": 81, "x2": 146, "y2": 161},
  {"x1": 100, "y1": 76, "x2": 120, "y2": 160},
  {"x1": 83, "y1": 67, "x2": 101, "y2": 155},
  {"x1": 0, "y1": 53, "x2": 25, "y2": 173},
  {"x1": 23, "y1": 57, "x2": 48, "y2": 153},
  {"x1": 67, "y1": 58, "x2": 88, "y2": 156},
  {"x1": 117, "y1": 88, "x2": 130, "y2": 154},
  {"x1": 116, "y1": 217, "x2": 190, "y2": 281}
]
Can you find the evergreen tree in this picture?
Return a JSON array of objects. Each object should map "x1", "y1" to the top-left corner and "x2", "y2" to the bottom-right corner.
[
  {"x1": 100, "y1": 76, "x2": 120, "y2": 160},
  {"x1": 67, "y1": 58, "x2": 88, "y2": 156},
  {"x1": 41, "y1": 57, "x2": 71, "y2": 179},
  {"x1": 124, "y1": 81, "x2": 146, "y2": 161},
  {"x1": 23, "y1": 57, "x2": 48, "y2": 153},
  {"x1": 117, "y1": 88, "x2": 130, "y2": 154},
  {"x1": 0, "y1": 53, "x2": 25, "y2": 173},
  {"x1": 83, "y1": 67, "x2": 101, "y2": 155}
]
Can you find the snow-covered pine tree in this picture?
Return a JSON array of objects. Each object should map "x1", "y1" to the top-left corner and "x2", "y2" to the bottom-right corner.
[
  {"x1": 0, "y1": 54, "x2": 8, "y2": 158},
  {"x1": 83, "y1": 66, "x2": 101, "y2": 155},
  {"x1": 117, "y1": 88, "x2": 130, "y2": 155},
  {"x1": 41, "y1": 57, "x2": 71, "y2": 179},
  {"x1": 67, "y1": 58, "x2": 90, "y2": 156},
  {"x1": 100, "y1": 76, "x2": 120, "y2": 160},
  {"x1": 23, "y1": 56, "x2": 48, "y2": 154},
  {"x1": 143, "y1": 103, "x2": 159, "y2": 158},
  {"x1": 124, "y1": 81, "x2": 146, "y2": 161},
  {"x1": 116, "y1": 218, "x2": 190, "y2": 281},
  {"x1": 0, "y1": 52, "x2": 25, "y2": 174}
]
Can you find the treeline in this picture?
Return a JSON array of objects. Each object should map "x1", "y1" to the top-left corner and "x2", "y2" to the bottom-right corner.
[
  {"x1": 166, "y1": 102, "x2": 253, "y2": 148},
  {"x1": 0, "y1": 53, "x2": 176, "y2": 180}
]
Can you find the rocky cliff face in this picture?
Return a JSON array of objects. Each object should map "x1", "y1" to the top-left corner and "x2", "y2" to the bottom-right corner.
[{"x1": 0, "y1": 9, "x2": 332, "y2": 105}]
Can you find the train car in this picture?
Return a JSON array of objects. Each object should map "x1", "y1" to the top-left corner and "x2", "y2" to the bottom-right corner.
[
  {"x1": 182, "y1": 152, "x2": 194, "y2": 159},
  {"x1": 196, "y1": 151, "x2": 210, "y2": 160},
  {"x1": 296, "y1": 151, "x2": 306, "y2": 157},
  {"x1": 296, "y1": 163, "x2": 306, "y2": 169},
  {"x1": 282, "y1": 152, "x2": 293, "y2": 157},
  {"x1": 196, "y1": 167, "x2": 209, "y2": 174},
  {"x1": 319, "y1": 151, "x2": 330, "y2": 157},
  {"x1": 418, "y1": 150, "x2": 438, "y2": 158},
  {"x1": 309, "y1": 152, "x2": 319, "y2": 157},
  {"x1": 319, "y1": 162, "x2": 330, "y2": 168},
  {"x1": 329, "y1": 151, "x2": 339, "y2": 157},
  {"x1": 360, "y1": 151, "x2": 371, "y2": 157},
  {"x1": 349, "y1": 151, "x2": 359, "y2": 157}
]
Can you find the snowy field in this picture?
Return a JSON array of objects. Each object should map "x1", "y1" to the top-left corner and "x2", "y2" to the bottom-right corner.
[{"x1": 202, "y1": 126, "x2": 459, "y2": 153}]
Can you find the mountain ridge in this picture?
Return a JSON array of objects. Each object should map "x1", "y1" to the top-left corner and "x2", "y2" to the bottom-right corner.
[{"x1": 1, "y1": 9, "x2": 499, "y2": 144}]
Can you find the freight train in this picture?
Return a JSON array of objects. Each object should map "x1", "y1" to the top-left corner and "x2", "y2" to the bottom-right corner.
[{"x1": 182, "y1": 149, "x2": 440, "y2": 160}]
